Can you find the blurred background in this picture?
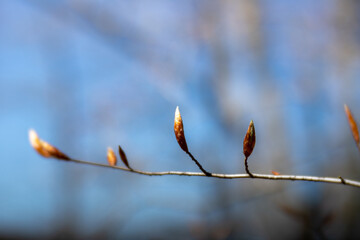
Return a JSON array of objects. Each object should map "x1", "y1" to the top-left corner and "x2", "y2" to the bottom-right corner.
[{"x1": 1, "y1": 0, "x2": 360, "y2": 239}]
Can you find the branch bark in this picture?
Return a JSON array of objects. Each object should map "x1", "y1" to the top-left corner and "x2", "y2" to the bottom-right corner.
[{"x1": 66, "y1": 158, "x2": 360, "y2": 188}]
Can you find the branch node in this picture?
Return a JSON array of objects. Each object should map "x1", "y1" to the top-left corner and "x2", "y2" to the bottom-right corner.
[
  {"x1": 186, "y1": 151, "x2": 212, "y2": 177},
  {"x1": 339, "y1": 176, "x2": 346, "y2": 184}
]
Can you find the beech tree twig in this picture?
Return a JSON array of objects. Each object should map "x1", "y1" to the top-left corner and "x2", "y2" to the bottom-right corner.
[
  {"x1": 244, "y1": 156, "x2": 254, "y2": 178},
  {"x1": 186, "y1": 151, "x2": 212, "y2": 176},
  {"x1": 29, "y1": 105, "x2": 360, "y2": 190},
  {"x1": 66, "y1": 158, "x2": 360, "y2": 188}
]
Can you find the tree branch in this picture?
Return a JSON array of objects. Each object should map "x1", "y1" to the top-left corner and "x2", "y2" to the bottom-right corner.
[
  {"x1": 66, "y1": 158, "x2": 360, "y2": 188},
  {"x1": 29, "y1": 106, "x2": 360, "y2": 190}
]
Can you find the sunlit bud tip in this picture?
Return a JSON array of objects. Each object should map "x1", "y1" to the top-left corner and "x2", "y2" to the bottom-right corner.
[{"x1": 29, "y1": 129, "x2": 40, "y2": 148}]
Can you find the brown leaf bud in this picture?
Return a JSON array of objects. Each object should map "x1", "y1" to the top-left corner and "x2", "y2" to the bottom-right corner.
[
  {"x1": 118, "y1": 145, "x2": 130, "y2": 169},
  {"x1": 243, "y1": 120, "x2": 256, "y2": 158},
  {"x1": 29, "y1": 129, "x2": 70, "y2": 160},
  {"x1": 174, "y1": 106, "x2": 188, "y2": 152},
  {"x1": 344, "y1": 104, "x2": 359, "y2": 146},
  {"x1": 40, "y1": 141, "x2": 70, "y2": 160},
  {"x1": 107, "y1": 147, "x2": 117, "y2": 166}
]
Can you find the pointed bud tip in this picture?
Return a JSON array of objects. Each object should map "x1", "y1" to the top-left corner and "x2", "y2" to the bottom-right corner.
[
  {"x1": 28, "y1": 129, "x2": 39, "y2": 146},
  {"x1": 29, "y1": 128, "x2": 37, "y2": 136},
  {"x1": 175, "y1": 106, "x2": 180, "y2": 118},
  {"x1": 29, "y1": 129, "x2": 45, "y2": 156}
]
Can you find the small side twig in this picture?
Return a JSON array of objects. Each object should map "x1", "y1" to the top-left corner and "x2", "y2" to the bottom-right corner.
[
  {"x1": 244, "y1": 156, "x2": 254, "y2": 178},
  {"x1": 186, "y1": 151, "x2": 212, "y2": 176}
]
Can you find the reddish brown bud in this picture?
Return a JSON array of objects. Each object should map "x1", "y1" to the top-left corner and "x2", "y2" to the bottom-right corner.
[
  {"x1": 29, "y1": 129, "x2": 70, "y2": 160},
  {"x1": 243, "y1": 120, "x2": 256, "y2": 158},
  {"x1": 271, "y1": 170, "x2": 280, "y2": 176},
  {"x1": 174, "y1": 106, "x2": 188, "y2": 152},
  {"x1": 344, "y1": 104, "x2": 359, "y2": 146},
  {"x1": 107, "y1": 147, "x2": 117, "y2": 166},
  {"x1": 118, "y1": 145, "x2": 130, "y2": 169}
]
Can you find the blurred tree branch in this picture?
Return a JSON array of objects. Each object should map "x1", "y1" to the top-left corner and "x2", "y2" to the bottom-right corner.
[{"x1": 27, "y1": 157, "x2": 360, "y2": 188}]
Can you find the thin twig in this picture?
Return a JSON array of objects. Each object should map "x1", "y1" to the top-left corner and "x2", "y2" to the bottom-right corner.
[
  {"x1": 66, "y1": 158, "x2": 360, "y2": 188},
  {"x1": 244, "y1": 156, "x2": 254, "y2": 178},
  {"x1": 186, "y1": 151, "x2": 212, "y2": 176}
]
